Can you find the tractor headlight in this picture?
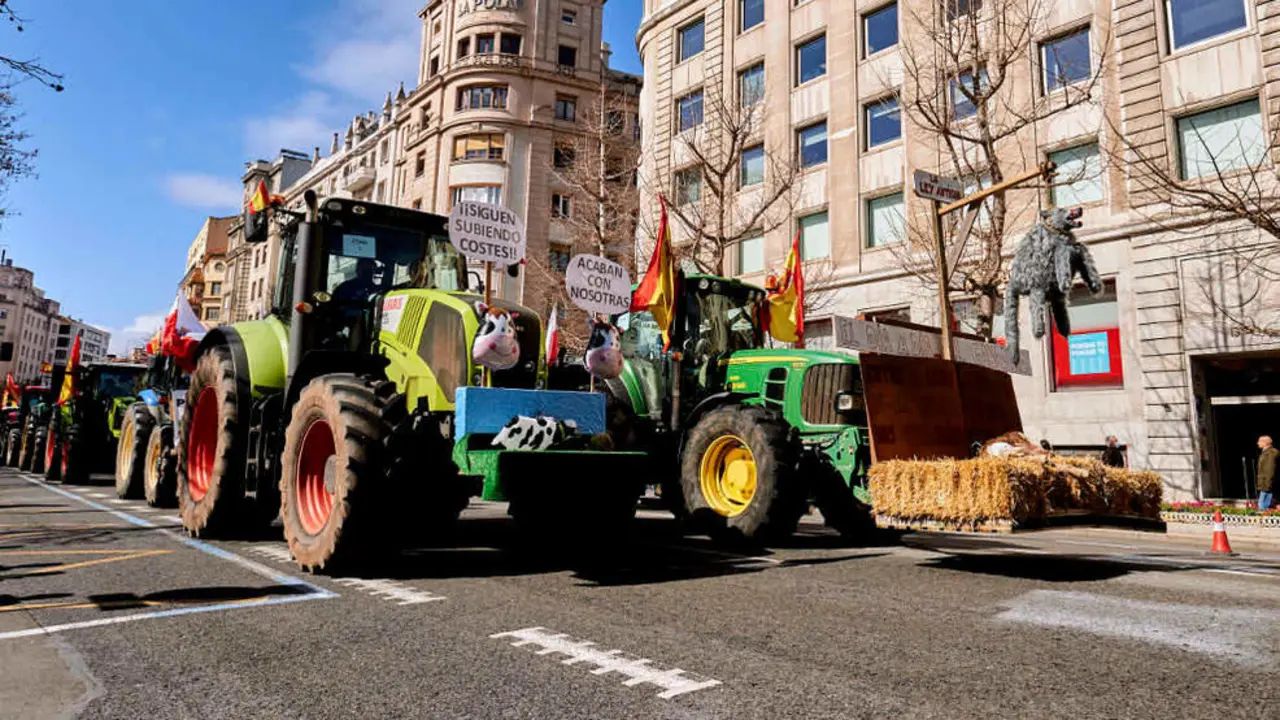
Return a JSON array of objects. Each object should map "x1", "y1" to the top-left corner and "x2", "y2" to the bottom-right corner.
[
  {"x1": 835, "y1": 392, "x2": 858, "y2": 412},
  {"x1": 313, "y1": 290, "x2": 332, "y2": 304}
]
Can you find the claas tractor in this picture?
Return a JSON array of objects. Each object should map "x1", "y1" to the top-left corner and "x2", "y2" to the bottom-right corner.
[
  {"x1": 178, "y1": 193, "x2": 643, "y2": 571},
  {"x1": 609, "y1": 274, "x2": 874, "y2": 542},
  {"x1": 1, "y1": 384, "x2": 50, "y2": 468},
  {"x1": 115, "y1": 352, "x2": 186, "y2": 505},
  {"x1": 47, "y1": 363, "x2": 147, "y2": 484}
]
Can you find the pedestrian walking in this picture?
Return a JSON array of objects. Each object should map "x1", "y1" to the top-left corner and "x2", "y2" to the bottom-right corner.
[
  {"x1": 1257, "y1": 435, "x2": 1277, "y2": 511},
  {"x1": 1101, "y1": 436, "x2": 1125, "y2": 468}
]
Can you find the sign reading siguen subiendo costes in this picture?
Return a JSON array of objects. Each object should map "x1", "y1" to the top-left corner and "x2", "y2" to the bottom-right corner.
[
  {"x1": 448, "y1": 201, "x2": 526, "y2": 266},
  {"x1": 564, "y1": 254, "x2": 631, "y2": 315}
]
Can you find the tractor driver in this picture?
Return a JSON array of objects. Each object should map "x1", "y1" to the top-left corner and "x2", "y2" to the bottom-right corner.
[{"x1": 333, "y1": 257, "x2": 379, "y2": 304}]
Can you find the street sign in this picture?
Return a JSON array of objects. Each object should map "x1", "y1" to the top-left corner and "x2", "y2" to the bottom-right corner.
[
  {"x1": 912, "y1": 169, "x2": 963, "y2": 203},
  {"x1": 832, "y1": 315, "x2": 1032, "y2": 376},
  {"x1": 565, "y1": 254, "x2": 631, "y2": 315},
  {"x1": 447, "y1": 201, "x2": 526, "y2": 266}
]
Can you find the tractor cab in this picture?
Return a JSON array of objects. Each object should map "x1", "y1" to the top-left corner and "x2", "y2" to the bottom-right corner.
[{"x1": 80, "y1": 363, "x2": 147, "y2": 437}]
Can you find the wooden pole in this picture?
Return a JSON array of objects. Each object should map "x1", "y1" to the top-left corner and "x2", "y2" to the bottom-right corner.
[
  {"x1": 484, "y1": 261, "x2": 493, "y2": 387},
  {"x1": 936, "y1": 162, "x2": 1056, "y2": 217},
  {"x1": 933, "y1": 199, "x2": 954, "y2": 361}
]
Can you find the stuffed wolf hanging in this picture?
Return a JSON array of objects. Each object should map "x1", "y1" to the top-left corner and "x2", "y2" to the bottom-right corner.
[{"x1": 1003, "y1": 207, "x2": 1103, "y2": 356}]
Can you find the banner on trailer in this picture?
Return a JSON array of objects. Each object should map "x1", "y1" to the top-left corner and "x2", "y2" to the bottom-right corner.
[{"x1": 565, "y1": 254, "x2": 631, "y2": 315}]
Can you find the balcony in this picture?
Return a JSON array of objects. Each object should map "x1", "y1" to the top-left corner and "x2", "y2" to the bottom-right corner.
[
  {"x1": 454, "y1": 53, "x2": 531, "y2": 73},
  {"x1": 343, "y1": 166, "x2": 376, "y2": 193}
]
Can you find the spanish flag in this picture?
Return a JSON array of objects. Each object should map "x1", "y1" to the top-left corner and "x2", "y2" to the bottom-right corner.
[
  {"x1": 57, "y1": 335, "x2": 81, "y2": 406},
  {"x1": 247, "y1": 180, "x2": 283, "y2": 214},
  {"x1": 766, "y1": 227, "x2": 805, "y2": 347},
  {"x1": 629, "y1": 195, "x2": 677, "y2": 350},
  {"x1": 2, "y1": 373, "x2": 18, "y2": 407}
]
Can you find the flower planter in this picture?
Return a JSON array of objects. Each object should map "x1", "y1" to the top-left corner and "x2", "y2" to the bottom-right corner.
[{"x1": 1161, "y1": 511, "x2": 1280, "y2": 546}]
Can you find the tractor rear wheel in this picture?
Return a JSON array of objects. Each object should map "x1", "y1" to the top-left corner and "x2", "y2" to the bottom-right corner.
[
  {"x1": 5, "y1": 428, "x2": 19, "y2": 467},
  {"x1": 116, "y1": 403, "x2": 154, "y2": 499},
  {"x1": 30, "y1": 426, "x2": 48, "y2": 475},
  {"x1": 680, "y1": 405, "x2": 806, "y2": 542},
  {"x1": 18, "y1": 426, "x2": 34, "y2": 471},
  {"x1": 43, "y1": 423, "x2": 61, "y2": 482},
  {"x1": 280, "y1": 375, "x2": 392, "y2": 572},
  {"x1": 144, "y1": 424, "x2": 177, "y2": 507},
  {"x1": 62, "y1": 423, "x2": 90, "y2": 484},
  {"x1": 178, "y1": 347, "x2": 248, "y2": 537}
]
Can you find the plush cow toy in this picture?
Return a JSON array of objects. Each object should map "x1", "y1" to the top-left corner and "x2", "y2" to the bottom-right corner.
[
  {"x1": 473, "y1": 302, "x2": 521, "y2": 371},
  {"x1": 491, "y1": 415, "x2": 579, "y2": 451},
  {"x1": 584, "y1": 317, "x2": 623, "y2": 379}
]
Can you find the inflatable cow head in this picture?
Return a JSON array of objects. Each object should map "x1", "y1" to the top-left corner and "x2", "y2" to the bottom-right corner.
[
  {"x1": 473, "y1": 302, "x2": 521, "y2": 371},
  {"x1": 584, "y1": 317, "x2": 623, "y2": 380}
]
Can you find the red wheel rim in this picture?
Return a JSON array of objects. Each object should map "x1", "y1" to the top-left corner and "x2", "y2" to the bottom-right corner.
[
  {"x1": 45, "y1": 431, "x2": 54, "y2": 471},
  {"x1": 295, "y1": 418, "x2": 336, "y2": 536},
  {"x1": 186, "y1": 386, "x2": 219, "y2": 502},
  {"x1": 61, "y1": 437, "x2": 68, "y2": 476}
]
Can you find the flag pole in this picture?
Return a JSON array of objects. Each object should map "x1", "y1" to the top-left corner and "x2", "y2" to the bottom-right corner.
[{"x1": 484, "y1": 261, "x2": 493, "y2": 388}]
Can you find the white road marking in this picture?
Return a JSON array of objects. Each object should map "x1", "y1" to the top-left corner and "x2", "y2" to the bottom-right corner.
[
  {"x1": 86, "y1": 493, "x2": 110, "y2": 499},
  {"x1": 996, "y1": 589, "x2": 1280, "y2": 667},
  {"x1": 159, "y1": 516, "x2": 182, "y2": 524},
  {"x1": 245, "y1": 545, "x2": 297, "y2": 564},
  {"x1": 490, "y1": 627, "x2": 722, "y2": 699},
  {"x1": 331, "y1": 577, "x2": 446, "y2": 605},
  {"x1": 108, "y1": 499, "x2": 130, "y2": 505}
]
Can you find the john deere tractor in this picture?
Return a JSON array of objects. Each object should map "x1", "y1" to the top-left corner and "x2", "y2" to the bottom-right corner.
[
  {"x1": 47, "y1": 362, "x2": 147, "y2": 484},
  {"x1": 178, "y1": 193, "x2": 641, "y2": 571},
  {"x1": 115, "y1": 352, "x2": 186, "y2": 505},
  {"x1": 610, "y1": 274, "x2": 874, "y2": 541}
]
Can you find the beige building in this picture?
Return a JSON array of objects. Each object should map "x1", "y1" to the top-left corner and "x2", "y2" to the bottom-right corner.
[
  {"x1": 181, "y1": 216, "x2": 234, "y2": 327},
  {"x1": 51, "y1": 317, "x2": 110, "y2": 366},
  {"x1": 637, "y1": 0, "x2": 1280, "y2": 501},
  {"x1": 0, "y1": 259, "x2": 61, "y2": 383}
]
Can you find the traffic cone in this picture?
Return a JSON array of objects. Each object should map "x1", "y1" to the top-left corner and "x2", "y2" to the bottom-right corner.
[{"x1": 1209, "y1": 510, "x2": 1236, "y2": 555}]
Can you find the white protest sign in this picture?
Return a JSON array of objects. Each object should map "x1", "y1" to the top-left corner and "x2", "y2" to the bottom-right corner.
[
  {"x1": 565, "y1": 254, "x2": 632, "y2": 315},
  {"x1": 447, "y1": 201, "x2": 526, "y2": 265}
]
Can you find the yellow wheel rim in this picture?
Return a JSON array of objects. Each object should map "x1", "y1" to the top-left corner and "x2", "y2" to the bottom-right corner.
[
  {"x1": 119, "y1": 422, "x2": 134, "y2": 470},
  {"x1": 699, "y1": 434, "x2": 757, "y2": 518}
]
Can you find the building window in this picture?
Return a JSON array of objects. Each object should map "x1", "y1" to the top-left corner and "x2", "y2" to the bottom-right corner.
[
  {"x1": 1048, "y1": 143, "x2": 1104, "y2": 206},
  {"x1": 739, "y1": 63, "x2": 765, "y2": 107},
  {"x1": 865, "y1": 97, "x2": 902, "y2": 148},
  {"x1": 476, "y1": 33, "x2": 495, "y2": 54},
  {"x1": 554, "y1": 146, "x2": 576, "y2": 169},
  {"x1": 1041, "y1": 28, "x2": 1091, "y2": 92},
  {"x1": 204, "y1": 307, "x2": 221, "y2": 322},
  {"x1": 675, "y1": 167, "x2": 702, "y2": 205},
  {"x1": 209, "y1": 282, "x2": 222, "y2": 296},
  {"x1": 951, "y1": 69, "x2": 988, "y2": 120},
  {"x1": 1051, "y1": 281, "x2": 1122, "y2": 391},
  {"x1": 214, "y1": 262, "x2": 224, "y2": 272},
  {"x1": 1177, "y1": 98, "x2": 1265, "y2": 180},
  {"x1": 797, "y1": 34, "x2": 827, "y2": 85},
  {"x1": 947, "y1": 0, "x2": 983, "y2": 19},
  {"x1": 552, "y1": 193, "x2": 572, "y2": 218},
  {"x1": 737, "y1": 234, "x2": 764, "y2": 274},
  {"x1": 549, "y1": 244, "x2": 572, "y2": 273},
  {"x1": 562, "y1": 8, "x2": 577, "y2": 25},
  {"x1": 500, "y1": 34, "x2": 522, "y2": 55},
  {"x1": 677, "y1": 90, "x2": 704, "y2": 132},
  {"x1": 798, "y1": 122, "x2": 827, "y2": 167},
  {"x1": 741, "y1": 0, "x2": 764, "y2": 31},
  {"x1": 451, "y1": 185, "x2": 502, "y2": 206},
  {"x1": 606, "y1": 110, "x2": 625, "y2": 135},
  {"x1": 415, "y1": 151, "x2": 426, "y2": 177},
  {"x1": 457, "y1": 37, "x2": 470, "y2": 59},
  {"x1": 799, "y1": 211, "x2": 830, "y2": 260},
  {"x1": 865, "y1": 306, "x2": 911, "y2": 323},
  {"x1": 429, "y1": 55, "x2": 440, "y2": 76},
  {"x1": 412, "y1": 198, "x2": 423, "y2": 210},
  {"x1": 1167, "y1": 0, "x2": 1247, "y2": 50},
  {"x1": 866, "y1": 193, "x2": 906, "y2": 248},
  {"x1": 558, "y1": 45, "x2": 577, "y2": 67},
  {"x1": 456, "y1": 85, "x2": 509, "y2": 111},
  {"x1": 740, "y1": 145, "x2": 765, "y2": 187},
  {"x1": 555, "y1": 95, "x2": 577, "y2": 121},
  {"x1": 452, "y1": 133, "x2": 505, "y2": 161},
  {"x1": 678, "y1": 18, "x2": 705, "y2": 62},
  {"x1": 864, "y1": 3, "x2": 899, "y2": 56}
]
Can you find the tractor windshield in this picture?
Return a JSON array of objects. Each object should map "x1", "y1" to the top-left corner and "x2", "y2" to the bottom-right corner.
[
  {"x1": 324, "y1": 226, "x2": 464, "y2": 300},
  {"x1": 688, "y1": 290, "x2": 760, "y2": 362},
  {"x1": 95, "y1": 368, "x2": 145, "y2": 398}
]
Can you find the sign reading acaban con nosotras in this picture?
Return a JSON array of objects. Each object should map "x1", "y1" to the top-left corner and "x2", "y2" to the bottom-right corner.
[{"x1": 565, "y1": 254, "x2": 632, "y2": 316}]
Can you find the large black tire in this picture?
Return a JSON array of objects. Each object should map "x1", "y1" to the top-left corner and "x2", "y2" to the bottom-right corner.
[
  {"x1": 680, "y1": 405, "x2": 806, "y2": 542},
  {"x1": 115, "y1": 403, "x2": 154, "y2": 499},
  {"x1": 5, "y1": 428, "x2": 20, "y2": 467},
  {"x1": 62, "y1": 423, "x2": 91, "y2": 484},
  {"x1": 178, "y1": 347, "x2": 249, "y2": 537},
  {"x1": 30, "y1": 426, "x2": 48, "y2": 475},
  {"x1": 811, "y1": 463, "x2": 876, "y2": 541},
  {"x1": 43, "y1": 422, "x2": 61, "y2": 482},
  {"x1": 144, "y1": 424, "x2": 177, "y2": 507},
  {"x1": 18, "y1": 425, "x2": 34, "y2": 471}
]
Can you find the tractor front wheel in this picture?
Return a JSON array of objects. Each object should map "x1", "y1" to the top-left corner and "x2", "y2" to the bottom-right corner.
[
  {"x1": 5, "y1": 428, "x2": 19, "y2": 467},
  {"x1": 18, "y1": 426, "x2": 34, "y2": 472},
  {"x1": 280, "y1": 375, "x2": 390, "y2": 572},
  {"x1": 178, "y1": 348, "x2": 248, "y2": 537},
  {"x1": 144, "y1": 424, "x2": 177, "y2": 507},
  {"x1": 680, "y1": 405, "x2": 806, "y2": 542},
  {"x1": 30, "y1": 426, "x2": 48, "y2": 475},
  {"x1": 116, "y1": 403, "x2": 154, "y2": 499},
  {"x1": 61, "y1": 424, "x2": 90, "y2": 484}
]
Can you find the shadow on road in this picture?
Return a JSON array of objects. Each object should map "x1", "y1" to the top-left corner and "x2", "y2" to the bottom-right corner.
[{"x1": 85, "y1": 583, "x2": 313, "y2": 611}]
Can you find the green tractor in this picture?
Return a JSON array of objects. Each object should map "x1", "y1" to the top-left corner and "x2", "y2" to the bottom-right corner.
[
  {"x1": 115, "y1": 353, "x2": 186, "y2": 505},
  {"x1": 1, "y1": 384, "x2": 49, "y2": 468},
  {"x1": 610, "y1": 274, "x2": 874, "y2": 541},
  {"x1": 178, "y1": 193, "x2": 642, "y2": 571},
  {"x1": 47, "y1": 362, "x2": 147, "y2": 484}
]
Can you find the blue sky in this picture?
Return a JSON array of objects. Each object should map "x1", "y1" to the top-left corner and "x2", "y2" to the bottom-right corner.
[{"x1": 0, "y1": 0, "x2": 643, "y2": 352}]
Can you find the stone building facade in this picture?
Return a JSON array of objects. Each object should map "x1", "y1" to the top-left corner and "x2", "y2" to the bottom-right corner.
[
  {"x1": 181, "y1": 216, "x2": 234, "y2": 328},
  {"x1": 636, "y1": 0, "x2": 1280, "y2": 500},
  {"x1": 0, "y1": 260, "x2": 61, "y2": 383}
]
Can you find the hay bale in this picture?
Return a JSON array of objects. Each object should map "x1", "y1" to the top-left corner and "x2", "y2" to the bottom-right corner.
[{"x1": 869, "y1": 455, "x2": 1164, "y2": 529}]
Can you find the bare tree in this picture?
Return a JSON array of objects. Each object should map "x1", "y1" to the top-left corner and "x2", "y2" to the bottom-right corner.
[
  {"x1": 1, "y1": 2, "x2": 64, "y2": 90},
  {"x1": 890, "y1": 0, "x2": 1107, "y2": 337},
  {"x1": 0, "y1": 2, "x2": 63, "y2": 225},
  {"x1": 653, "y1": 84, "x2": 803, "y2": 276}
]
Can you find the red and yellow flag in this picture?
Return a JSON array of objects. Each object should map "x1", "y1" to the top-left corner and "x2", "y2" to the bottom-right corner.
[
  {"x1": 57, "y1": 335, "x2": 81, "y2": 406},
  {"x1": 247, "y1": 180, "x2": 284, "y2": 214},
  {"x1": 766, "y1": 227, "x2": 805, "y2": 347},
  {"x1": 2, "y1": 372, "x2": 18, "y2": 407},
  {"x1": 630, "y1": 195, "x2": 677, "y2": 350}
]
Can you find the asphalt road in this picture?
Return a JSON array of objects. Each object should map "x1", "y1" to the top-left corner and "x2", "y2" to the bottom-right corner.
[{"x1": 2, "y1": 466, "x2": 1278, "y2": 720}]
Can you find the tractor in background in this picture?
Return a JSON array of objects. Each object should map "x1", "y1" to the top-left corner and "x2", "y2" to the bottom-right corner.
[
  {"x1": 47, "y1": 363, "x2": 147, "y2": 484},
  {"x1": 115, "y1": 352, "x2": 186, "y2": 505},
  {"x1": 1, "y1": 384, "x2": 49, "y2": 468},
  {"x1": 178, "y1": 193, "x2": 642, "y2": 572},
  {"x1": 610, "y1": 274, "x2": 874, "y2": 542}
]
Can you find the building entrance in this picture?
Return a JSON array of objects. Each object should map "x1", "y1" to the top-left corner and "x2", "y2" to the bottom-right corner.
[{"x1": 1193, "y1": 352, "x2": 1280, "y2": 499}]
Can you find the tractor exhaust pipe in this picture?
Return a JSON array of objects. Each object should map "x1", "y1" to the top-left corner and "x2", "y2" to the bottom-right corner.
[{"x1": 287, "y1": 190, "x2": 320, "y2": 384}]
